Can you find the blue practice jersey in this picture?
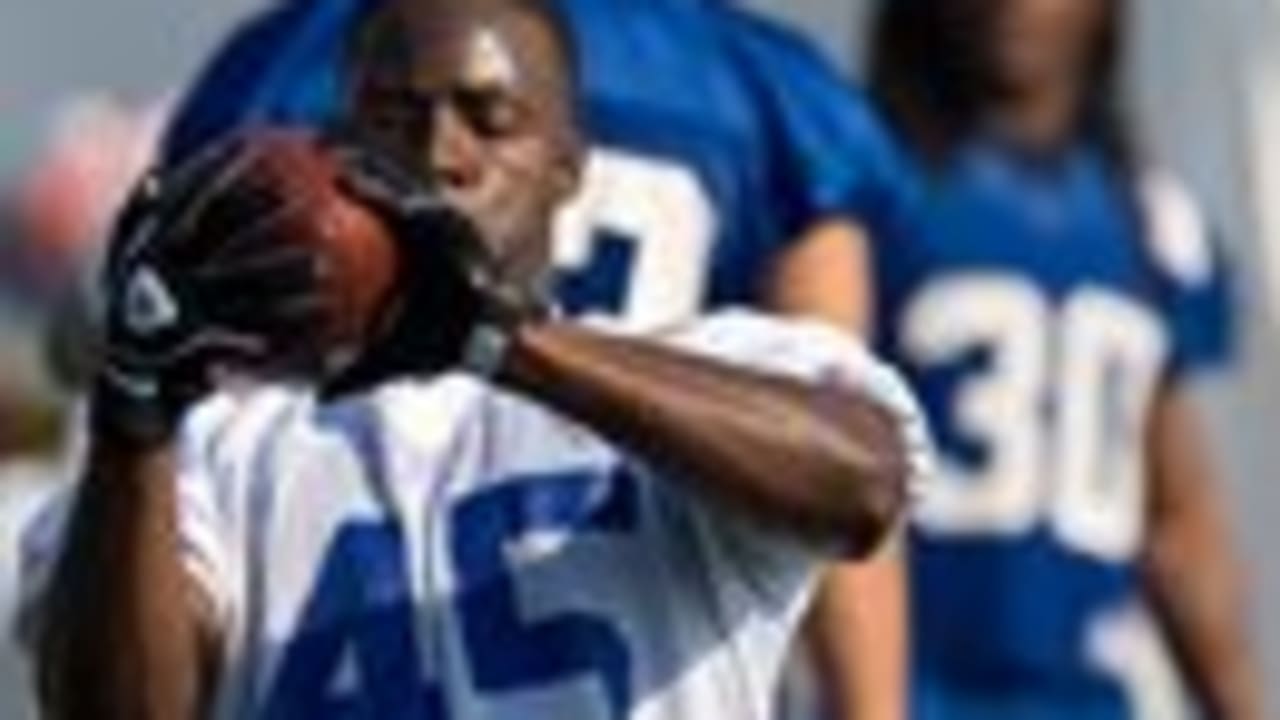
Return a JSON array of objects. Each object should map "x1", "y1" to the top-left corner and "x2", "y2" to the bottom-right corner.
[
  {"x1": 872, "y1": 141, "x2": 1233, "y2": 719},
  {"x1": 162, "y1": 0, "x2": 906, "y2": 329}
]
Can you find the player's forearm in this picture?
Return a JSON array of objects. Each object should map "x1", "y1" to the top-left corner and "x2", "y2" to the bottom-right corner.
[
  {"x1": 495, "y1": 321, "x2": 908, "y2": 554},
  {"x1": 1143, "y1": 512, "x2": 1263, "y2": 720},
  {"x1": 805, "y1": 542, "x2": 908, "y2": 720},
  {"x1": 771, "y1": 221, "x2": 909, "y2": 720},
  {"x1": 35, "y1": 404, "x2": 211, "y2": 720},
  {"x1": 1142, "y1": 388, "x2": 1264, "y2": 720},
  {"x1": 766, "y1": 218, "x2": 876, "y2": 335}
]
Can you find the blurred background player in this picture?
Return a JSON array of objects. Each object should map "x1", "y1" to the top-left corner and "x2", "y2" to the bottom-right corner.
[
  {"x1": 859, "y1": 0, "x2": 1265, "y2": 717},
  {"x1": 158, "y1": 0, "x2": 919, "y2": 718},
  {"x1": 0, "y1": 96, "x2": 163, "y2": 471}
]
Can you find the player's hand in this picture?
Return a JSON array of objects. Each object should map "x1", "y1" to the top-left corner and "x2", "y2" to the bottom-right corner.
[
  {"x1": 323, "y1": 141, "x2": 548, "y2": 395},
  {"x1": 95, "y1": 138, "x2": 330, "y2": 443}
]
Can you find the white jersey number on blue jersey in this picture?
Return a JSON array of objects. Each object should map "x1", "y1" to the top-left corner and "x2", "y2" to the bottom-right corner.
[
  {"x1": 906, "y1": 276, "x2": 1166, "y2": 563},
  {"x1": 556, "y1": 149, "x2": 718, "y2": 331}
]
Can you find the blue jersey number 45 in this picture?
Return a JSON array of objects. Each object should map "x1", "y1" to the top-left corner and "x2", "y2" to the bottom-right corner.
[{"x1": 263, "y1": 468, "x2": 640, "y2": 718}]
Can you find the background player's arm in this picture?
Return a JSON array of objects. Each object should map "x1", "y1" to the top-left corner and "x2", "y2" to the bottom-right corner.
[
  {"x1": 496, "y1": 319, "x2": 911, "y2": 555},
  {"x1": 1142, "y1": 384, "x2": 1265, "y2": 720},
  {"x1": 32, "y1": 421, "x2": 218, "y2": 720},
  {"x1": 735, "y1": 8, "x2": 916, "y2": 711},
  {"x1": 768, "y1": 218, "x2": 875, "y2": 332},
  {"x1": 769, "y1": 219, "x2": 908, "y2": 720}
]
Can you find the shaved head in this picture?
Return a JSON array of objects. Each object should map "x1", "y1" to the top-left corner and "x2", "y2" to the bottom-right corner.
[{"x1": 350, "y1": 0, "x2": 577, "y2": 115}]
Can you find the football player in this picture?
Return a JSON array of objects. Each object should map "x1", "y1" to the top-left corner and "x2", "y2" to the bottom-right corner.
[
  {"x1": 159, "y1": 0, "x2": 918, "y2": 718},
  {"x1": 23, "y1": 1, "x2": 931, "y2": 718},
  {"x1": 863, "y1": 0, "x2": 1264, "y2": 717}
]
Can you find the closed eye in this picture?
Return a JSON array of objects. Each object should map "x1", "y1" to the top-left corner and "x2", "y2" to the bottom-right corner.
[{"x1": 453, "y1": 87, "x2": 528, "y2": 138}]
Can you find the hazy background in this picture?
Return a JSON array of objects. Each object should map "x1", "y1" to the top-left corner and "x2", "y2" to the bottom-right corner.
[{"x1": 0, "y1": 0, "x2": 1276, "y2": 716}]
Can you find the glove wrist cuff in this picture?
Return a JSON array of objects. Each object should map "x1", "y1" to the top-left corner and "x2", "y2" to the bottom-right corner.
[
  {"x1": 90, "y1": 367, "x2": 182, "y2": 447},
  {"x1": 460, "y1": 322, "x2": 514, "y2": 379}
]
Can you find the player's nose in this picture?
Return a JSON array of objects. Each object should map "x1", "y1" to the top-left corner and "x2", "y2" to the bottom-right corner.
[{"x1": 427, "y1": 104, "x2": 483, "y2": 191}]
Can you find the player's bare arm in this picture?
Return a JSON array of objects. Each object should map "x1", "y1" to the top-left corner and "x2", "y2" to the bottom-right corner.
[
  {"x1": 769, "y1": 219, "x2": 908, "y2": 720},
  {"x1": 1143, "y1": 385, "x2": 1264, "y2": 720},
  {"x1": 34, "y1": 430, "x2": 214, "y2": 720},
  {"x1": 767, "y1": 218, "x2": 876, "y2": 334},
  {"x1": 494, "y1": 319, "x2": 910, "y2": 553},
  {"x1": 32, "y1": 138, "x2": 333, "y2": 718}
]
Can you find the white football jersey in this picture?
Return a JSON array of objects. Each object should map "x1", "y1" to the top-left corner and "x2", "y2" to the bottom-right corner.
[{"x1": 23, "y1": 311, "x2": 928, "y2": 720}]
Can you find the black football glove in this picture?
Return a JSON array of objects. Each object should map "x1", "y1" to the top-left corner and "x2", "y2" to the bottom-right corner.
[
  {"x1": 323, "y1": 142, "x2": 549, "y2": 396},
  {"x1": 95, "y1": 136, "x2": 331, "y2": 443}
]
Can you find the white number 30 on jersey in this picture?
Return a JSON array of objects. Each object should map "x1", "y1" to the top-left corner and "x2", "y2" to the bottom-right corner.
[{"x1": 905, "y1": 276, "x2": 1168, "y2": 562}]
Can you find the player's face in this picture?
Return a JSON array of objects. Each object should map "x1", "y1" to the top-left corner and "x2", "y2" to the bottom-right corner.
[
  {"x1": 349, "y1": 7, "x2": 580, "y2": 284},
  {"x1": 985, "y1": 0, "x2": 1110, "y2": 97}
]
